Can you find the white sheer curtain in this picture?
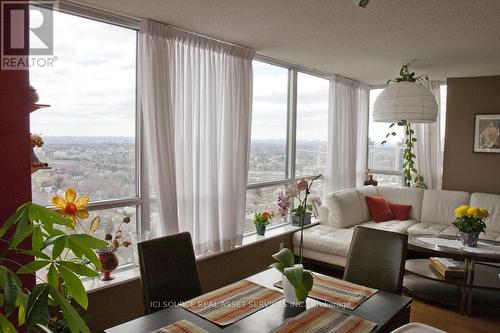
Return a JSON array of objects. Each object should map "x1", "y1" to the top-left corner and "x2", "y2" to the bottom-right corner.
[
  {"x1": 139, "y1": 20, "x2": 255, "y2": 254},
  {"x1": 414, "y1": 81, "x2": 442, "y2": 189},
  {"x1": 326, "y1": 75, "x2": 369, "y2": 192}
]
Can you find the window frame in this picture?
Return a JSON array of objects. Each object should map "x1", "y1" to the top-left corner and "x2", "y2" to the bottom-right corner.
[
  {"x1": 31, "y1": 4, "x2": 147, "y2": 248},
  {"x1": 245, "y1": 55, "x2": 329, "y2": 234}
]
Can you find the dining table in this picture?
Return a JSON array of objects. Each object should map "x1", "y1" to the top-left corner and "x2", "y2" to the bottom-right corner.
[{"x1": 106, "y1": 268, "x2": 412, "y2": 333}]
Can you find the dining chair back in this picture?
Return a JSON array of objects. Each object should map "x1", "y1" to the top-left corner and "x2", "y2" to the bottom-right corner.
[
  {"x1": 343, "y1": 226, "x2": 408, "y2": 294},
  {"x1": 138, "y1": 231, "x2": 202, "y2": 314}
]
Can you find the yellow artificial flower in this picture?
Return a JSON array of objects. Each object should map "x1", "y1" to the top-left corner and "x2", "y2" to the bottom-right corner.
[
  {"x1": 467, "y1": 207, "x2": 481, "y2": 217},
  {"x1": 479, "y1": 208, "x2": 489, "y2": 219},
  {"x1": 52, "y1": 188, "x2": 89, "y2": 229},
  {"x1": 454, "y1": 205, "x2": 469, "y2": 217}
]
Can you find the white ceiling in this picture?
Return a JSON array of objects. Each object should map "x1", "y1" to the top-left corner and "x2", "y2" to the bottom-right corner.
[{"x1": 76, "y1": 0, "x2": 500, "y2": 85}]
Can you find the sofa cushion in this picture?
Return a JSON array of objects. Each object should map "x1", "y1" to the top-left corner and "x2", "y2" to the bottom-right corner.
[
  {"x1": 470, "y1": 192, "x2": 500, "y2": 233},
  {"x1": 421, "y1": 190, "x2": 469, "y2": 225},
  {"x1": 480, "y1": 230, "x2": 500, "y2": 242},
  {"x1": 407, "y1": 223, "x2": 458, "y2": 237},
  {"x1": 389, "y1": 203, "x2": 412, "y2": 221},
  {"x1": 365, "y1": 196, "x2": 394, "y2": 222},
  {"x1": 360, "y1": 219, "x2": 419, "y2": 234},
  {"x1": 327, "y1": 188, "x2": 364, "y2": 228},
  {"x1": 376, "y1": 186, "x2": 425, "y2": 221},
  {"x1": 356, "y1": 185, "x2": 379, "y2": 222},
  {"x1": 292, "y1": 225, "x2": 354, "y2": 257}
]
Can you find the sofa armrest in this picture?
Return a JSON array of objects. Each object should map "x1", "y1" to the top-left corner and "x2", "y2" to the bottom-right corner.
[{"x1": 319, "y1": 204, "x2": 329, "y2": 225}]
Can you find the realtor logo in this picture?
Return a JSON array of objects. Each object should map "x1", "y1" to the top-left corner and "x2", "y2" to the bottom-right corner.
[{"x1": 1, "y1": 1, "x2": 57, "y2": 70}]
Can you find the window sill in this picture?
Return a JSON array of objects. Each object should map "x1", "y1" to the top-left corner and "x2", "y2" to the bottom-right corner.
[{"x1": 83, "y1": 221, "x2": 319, "y2": 293}]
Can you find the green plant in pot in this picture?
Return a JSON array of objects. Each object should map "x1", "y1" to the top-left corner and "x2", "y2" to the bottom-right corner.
[
  {"x1": 452, "y1": 205, "x2": 489, "y2": 247},
  {"x1": 0, "y1": 191, "x2": 108, "y2": 332},
  {"x1": 253, "y1": 211, "x2": 274, "y2": 236},
  {"x1": 270, "y1": 175, "x2": 321, "y2": 305},
  {"x1": 380, "y1": 62, "x2": 430, "y2": 189}
]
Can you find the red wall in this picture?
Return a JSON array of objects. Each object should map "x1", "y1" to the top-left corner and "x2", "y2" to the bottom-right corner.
[{"x1": 0, "y1": 0, "x2": 35, "y2": 310}]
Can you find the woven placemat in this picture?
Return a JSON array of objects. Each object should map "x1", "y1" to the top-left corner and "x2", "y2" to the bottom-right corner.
[
  {"x1": 181, "y1": 279, "x2": 283, "y2": 326},
  {"x1": 270, "y1": 305, "x2": 377, "y2": 333},
  {"x1": 151, "y1": 319, "x2": 209, "y2": 333},
  {"x1": 274, "y1": 273, "x2": 377, "y2": 310}
]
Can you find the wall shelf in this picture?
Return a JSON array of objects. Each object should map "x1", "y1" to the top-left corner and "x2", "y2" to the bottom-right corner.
[
  {"x1": 31, "y1": 166, "x2": 52, "y2": 174},
  {"x1": 31, "y1": 104, "x2": 50, "y2": 112}
]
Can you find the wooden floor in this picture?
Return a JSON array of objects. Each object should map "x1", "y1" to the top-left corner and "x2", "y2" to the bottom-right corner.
[{"x1": 409, "y1": 298, "x2": 500, "y2": 333}]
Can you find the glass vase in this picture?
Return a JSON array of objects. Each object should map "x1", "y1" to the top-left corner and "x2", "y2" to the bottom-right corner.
[{"x1": 96, "y1": 248, "x2": 119, "y2": 281}]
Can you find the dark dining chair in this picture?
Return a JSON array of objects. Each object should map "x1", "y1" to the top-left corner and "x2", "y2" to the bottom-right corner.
[
  {"x1": 138, "y1": 231, "x2": 202, "y2": 314},
  {"x1": 343, "y1": 226, "x2": 408, "y2": 294}
]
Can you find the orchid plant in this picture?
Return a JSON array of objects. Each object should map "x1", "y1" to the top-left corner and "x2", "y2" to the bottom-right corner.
[{"x1": 270, "y1": 175, "x2": 321, "y2": 303}]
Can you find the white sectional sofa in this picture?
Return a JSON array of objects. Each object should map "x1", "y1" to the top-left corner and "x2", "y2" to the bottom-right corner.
[{"x1": 292, "y1": 186, "x2": 500, "y2": 267}]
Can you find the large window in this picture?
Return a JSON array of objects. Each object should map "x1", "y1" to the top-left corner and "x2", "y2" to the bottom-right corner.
[
  {"x1": 245, "y1": 60, "x2": 329, "y2": 233},
  {"x1": 295, "y1": 73, "x2": 328, "y2": 198},
  {"x1": 367, "y1": 85, "x2": 447, "y2": 186},
  {"x1": 248, "y1": 61, "x2": 289, "y2": 183},
  {"x1": 30, "y1": 9, "x2": 140, "y2": 265}
]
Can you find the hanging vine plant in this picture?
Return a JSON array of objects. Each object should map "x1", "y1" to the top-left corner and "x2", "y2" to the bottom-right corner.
[{"x1": 381, "y1": 62, "x2": 428, "y2": 189}]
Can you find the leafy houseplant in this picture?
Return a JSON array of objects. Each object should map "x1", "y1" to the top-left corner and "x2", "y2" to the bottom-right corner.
[
  {"x1": 270, "y1": 175, "x2": 321, "y2": 304},
  {"x1": 452, "y1": 205, "x2": 489, "y2": 247},
  {"x1": 381, "y1": 62, "x2": 428, "y2": 188},
  {"x1": 0, "y1": 202, "x2": 108, "y2": 332},
  {"x1": 253, "y1": 211, "x2": 274, "y2": 236}
]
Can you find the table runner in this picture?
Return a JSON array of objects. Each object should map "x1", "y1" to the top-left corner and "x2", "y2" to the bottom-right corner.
[
  {"x1": 151, "y1": 320, "x2": 209, "y2": 333},
  {"x1": 181, "y1": 279, "x2": 284, "y2": 326},
  {"x1": 274, "y1": 273, "x2": 377, "y2": 310},
  {"x1": 270, "y1": 305, "x2": 377, "y2": 333}
]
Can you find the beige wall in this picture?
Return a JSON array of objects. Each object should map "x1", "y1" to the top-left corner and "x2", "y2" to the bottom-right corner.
[
  {"x1": 442, "y1": 75, "x2": 500, "y2": 195},
  {"x1": 86, "y1": 233, "x2": 293, "y2": 331}
]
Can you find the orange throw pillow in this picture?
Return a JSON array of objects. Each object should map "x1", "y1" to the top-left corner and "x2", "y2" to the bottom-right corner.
[
  {"x1": 389, "y1": 203, "x2": 412, "y2": 220},
  {"x1": 365, "y1": 196, "x2": 394, "y2": 222}
]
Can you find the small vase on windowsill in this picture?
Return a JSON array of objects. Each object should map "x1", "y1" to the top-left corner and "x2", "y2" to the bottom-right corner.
[
  {"x1": 96, "y1": 248, "x2": 119, "y2": 281},
  {"x1": 291, "y1": 212, "x2": 312, "y2": 227}
]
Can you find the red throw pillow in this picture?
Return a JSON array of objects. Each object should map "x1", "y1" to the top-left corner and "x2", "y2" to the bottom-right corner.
[
  {"x1": 389, "y1": 203, "x2": 412, "y2": 221},
  {"x1": 365, "y1": 196, "x2": 394, "y2": 222}
]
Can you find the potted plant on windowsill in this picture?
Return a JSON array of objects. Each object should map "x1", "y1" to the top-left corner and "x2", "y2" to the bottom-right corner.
[
  {"x1": 270, "y1": 175, "x2": 321, "y2": 305},
  {"x1": 452, "y1": 205, "x2": 489, "y2": 247},
  {"x1": 253, "y1": 211, "x2": 274, "y2": 236}
]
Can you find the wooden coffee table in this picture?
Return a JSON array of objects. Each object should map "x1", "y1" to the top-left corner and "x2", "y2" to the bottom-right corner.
[{"x1": 406, "y1": 235, "x2": 500, "y2": 315}]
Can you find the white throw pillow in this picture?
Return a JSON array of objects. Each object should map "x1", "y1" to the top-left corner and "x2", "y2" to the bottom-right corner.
[{"x1": 327, "y1": 188, "x2": 364, "y2": 228}]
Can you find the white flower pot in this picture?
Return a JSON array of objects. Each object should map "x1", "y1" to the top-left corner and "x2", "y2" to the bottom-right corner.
[{"x1": 282, "y1": 274, "x2": 301, "y2": 305}]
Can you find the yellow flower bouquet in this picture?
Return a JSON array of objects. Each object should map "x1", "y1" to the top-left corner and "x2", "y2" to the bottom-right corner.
[{"x1": 452, "y1": 205, "x2": 489, "y2": 247}]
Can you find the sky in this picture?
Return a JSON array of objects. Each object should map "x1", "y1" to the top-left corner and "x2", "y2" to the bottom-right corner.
[{"x1": 30, "y1": 8, "x2": 137, "y2": 137}]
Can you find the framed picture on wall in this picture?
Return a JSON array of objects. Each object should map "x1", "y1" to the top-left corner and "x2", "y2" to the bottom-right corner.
[{"x1": 474, "y1": 114, "x2": 500, "y2": 153}]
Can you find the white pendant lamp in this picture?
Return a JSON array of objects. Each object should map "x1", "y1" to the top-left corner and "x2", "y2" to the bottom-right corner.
[{"x1": 373, "y1": 81, "x2": 438, "y2": 123}]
